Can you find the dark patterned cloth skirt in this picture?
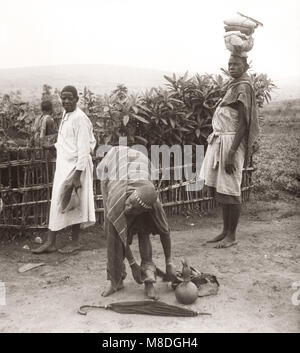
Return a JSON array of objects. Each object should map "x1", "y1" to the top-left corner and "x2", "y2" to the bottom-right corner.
[{"x1": 208, "y1": 186, "x2": 241, "y2": 204}]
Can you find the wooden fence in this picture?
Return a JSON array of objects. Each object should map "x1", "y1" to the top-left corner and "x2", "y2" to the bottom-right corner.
[{"x1": 0, "y1": 147, "x2": 254, "y2": 230}]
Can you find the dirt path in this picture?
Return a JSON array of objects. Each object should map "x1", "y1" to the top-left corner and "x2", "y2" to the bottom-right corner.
[{"x1": 0, "y1": 198, "x2": 299, "y2": 333}]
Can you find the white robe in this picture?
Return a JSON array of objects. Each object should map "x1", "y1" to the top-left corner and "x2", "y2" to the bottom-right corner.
[
  {"x1": 48, "y1": 107, "x2": 96, "y2": 231},
  {"x1": 200, "y1": 105, "x2": 246, "y2": 196}
]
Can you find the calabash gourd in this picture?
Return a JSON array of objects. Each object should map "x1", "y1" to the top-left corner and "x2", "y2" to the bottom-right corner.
[{"x1": 175, "y1": 258, "x2": 198, "y2": 305}]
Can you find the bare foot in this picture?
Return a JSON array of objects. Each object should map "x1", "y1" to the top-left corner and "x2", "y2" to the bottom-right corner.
[
  {"x1": 31, "y1": 242, "x2": 57, "y2": 254},
  {"x1": 101, "y1": 283, "x2": 124, "y2": 297},
  {"x1": 205, "y1": 232, "x2": 227, "y2": 244},
  {"x1": 214, "y1": 237, "x2": 238, "y2": 249},
  {"x1": 58, "y1": 243, "x2": 82, "y2": 254},
  {"x1": 144, "y1": 282, "x2": 159, "y2": 300}
]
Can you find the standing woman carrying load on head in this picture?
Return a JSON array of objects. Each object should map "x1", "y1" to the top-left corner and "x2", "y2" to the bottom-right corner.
[
  {"x1": 200, "y1": 54, "x2": 259, "y2": 248},
  {"x1": 200, "y1": 13, "x2": 261, "y2": 249}
]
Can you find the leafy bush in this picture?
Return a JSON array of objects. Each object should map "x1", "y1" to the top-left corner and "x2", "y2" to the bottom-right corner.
[
  {"x1": 0, "y1": 70, "x2": 275, "y2": 153},
  {"x1": 79, "y1": 71, "x2": 275, "y2": 150},
  {"x1": 5, "y1": 71, "x2": 296, "y2": 201}
]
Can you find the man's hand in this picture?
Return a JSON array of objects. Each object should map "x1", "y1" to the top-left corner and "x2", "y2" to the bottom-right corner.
[
  {"x1": 165, "y1": 262, "x2": 177, "y2": 282},
  {"x1": 125, "y1": 244, "x2": 143, "y2": 283},
  {"x1": 72, "y1": 176, "x2": 81, "y2": 190},
  {"x1": 202, "y1": 185, "x2": 215, "y2": 198},
  {"x1": 225, "y1": 149, "x2": 236, "y2": 175},
  {"x1": 72, "y1": 170, "x2": 82, "y2": 190},
  {"x1": 130, "y1": 262, "x2": 143, "y2": 284}
]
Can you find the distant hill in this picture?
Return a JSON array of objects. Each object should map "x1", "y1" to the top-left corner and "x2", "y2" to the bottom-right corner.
[
  {"x1": 0, "y1": 64, "x2": 299, "y2": 102},
  {"x1": 0, "y1": 64, "x2": 171, "y2": 99}
]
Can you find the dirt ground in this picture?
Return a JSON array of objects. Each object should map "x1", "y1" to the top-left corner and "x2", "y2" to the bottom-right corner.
[{"x1": 0, "y1": 196, "x2": 299, "y2": 333}]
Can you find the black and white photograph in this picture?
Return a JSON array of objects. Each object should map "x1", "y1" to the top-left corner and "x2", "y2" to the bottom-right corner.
[{"x1": 0, "y1": 0, "x2": 299, "y2": 335}]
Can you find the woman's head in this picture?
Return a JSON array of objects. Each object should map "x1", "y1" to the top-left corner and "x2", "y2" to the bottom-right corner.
[
  {"x1": 124, "y1": 184, "x2": 158, "y2": 216},
  {"x1": 228, "y1": 54, "x2": 249, "y2": 79}
]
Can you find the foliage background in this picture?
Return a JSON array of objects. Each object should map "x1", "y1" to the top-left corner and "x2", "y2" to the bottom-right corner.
[
  {"x1": 2, "y1": 70, "x2": 298, "y2": 201},
  {"x1": 0, "y1": 71, "x2": 274, "y2": 147}
]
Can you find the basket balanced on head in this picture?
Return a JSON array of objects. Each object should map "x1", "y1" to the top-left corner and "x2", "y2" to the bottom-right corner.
[{"x1": 224, "y1": 12, "x2": 263, "y2": 58}]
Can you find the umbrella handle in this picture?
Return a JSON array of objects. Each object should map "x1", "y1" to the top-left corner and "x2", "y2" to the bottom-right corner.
[{"x1": 77, "y1": 305, "x2": 107, "y2": 315}]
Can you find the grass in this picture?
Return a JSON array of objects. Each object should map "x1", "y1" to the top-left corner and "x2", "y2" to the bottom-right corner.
[{"x1": 252, "y1": 99, "x2": 300, "y2": 199}]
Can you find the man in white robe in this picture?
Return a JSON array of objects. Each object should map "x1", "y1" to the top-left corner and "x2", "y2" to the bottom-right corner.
[{"x1": 32, "y1": 86, "x2": 96, "y2": 254}]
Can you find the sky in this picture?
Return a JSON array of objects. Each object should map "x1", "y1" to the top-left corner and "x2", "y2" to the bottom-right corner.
[{"x1": 0, "y1": 0, "x2": 299, "y2": 81}]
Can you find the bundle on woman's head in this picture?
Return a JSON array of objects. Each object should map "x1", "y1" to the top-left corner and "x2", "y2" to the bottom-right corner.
[{"x1": 224, "y1": 12, "x2": 263, "y2": 58}]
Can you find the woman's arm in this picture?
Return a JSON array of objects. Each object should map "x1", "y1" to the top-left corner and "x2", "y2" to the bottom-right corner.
[{"x1": 225, "y1": 102, "x2": 248, "y2": 174}]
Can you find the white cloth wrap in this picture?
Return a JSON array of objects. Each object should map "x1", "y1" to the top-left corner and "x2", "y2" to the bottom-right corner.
[
  {"x1": 48, "y1": 107, "x2": 96, "y2": 231},
  {"x1": 200, "y1": 106, "x2": 245, "y2": 196}
]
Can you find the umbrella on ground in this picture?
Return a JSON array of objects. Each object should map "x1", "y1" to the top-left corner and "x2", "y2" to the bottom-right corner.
[{"x1": 78, "y1": 300, "x2": 211, "y2": 317}]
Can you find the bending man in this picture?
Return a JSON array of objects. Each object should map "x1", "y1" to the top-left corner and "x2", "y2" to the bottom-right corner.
[{"x1": 97, "y1": 146, "x2": 176, "y2": 300}]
